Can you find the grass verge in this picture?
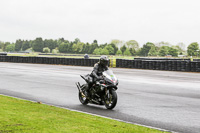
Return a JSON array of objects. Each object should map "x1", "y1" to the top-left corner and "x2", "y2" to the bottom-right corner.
[
  {"x1": 7, "y1": 53, "x2": 134, "y2": 59},
  {"x1": 0, "y1": 95, "x2": 167, "y2": 133}
]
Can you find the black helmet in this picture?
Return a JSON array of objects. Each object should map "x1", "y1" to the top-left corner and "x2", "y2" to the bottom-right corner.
[{"x1": 99, "y1": 55, "x2": 109, "y2": 67}]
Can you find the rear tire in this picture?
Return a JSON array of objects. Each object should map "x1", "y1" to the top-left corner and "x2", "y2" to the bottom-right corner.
[
  {"x1": 104, "y1": 89, "x2": 117, "y2": 110},
  {"x1": 79, "y1": 92, "x2": 89, "y2": 105}
]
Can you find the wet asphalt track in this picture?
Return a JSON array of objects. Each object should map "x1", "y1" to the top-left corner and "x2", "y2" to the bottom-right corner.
[{"x1": 0, "y1": 62, "x2": 200, "y2": 133}]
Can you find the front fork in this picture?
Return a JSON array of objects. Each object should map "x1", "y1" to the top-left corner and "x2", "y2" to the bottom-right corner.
[{"x1": 104, "y1": 87, "x2": 111, "y2": 103}]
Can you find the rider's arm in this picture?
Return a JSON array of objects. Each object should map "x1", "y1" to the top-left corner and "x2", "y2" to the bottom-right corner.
[{"x1": 92, "y1": 63, "x2": 100, "y2": 79}]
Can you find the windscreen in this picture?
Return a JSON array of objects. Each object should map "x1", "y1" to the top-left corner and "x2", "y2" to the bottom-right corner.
[{"x1": 103, "y1": 70, "x2": 117, "y2": 82}]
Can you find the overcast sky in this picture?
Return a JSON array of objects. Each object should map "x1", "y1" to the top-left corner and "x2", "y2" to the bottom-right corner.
[{"x1": 1, "y1": 0, "x2": 200, "y2": 46}]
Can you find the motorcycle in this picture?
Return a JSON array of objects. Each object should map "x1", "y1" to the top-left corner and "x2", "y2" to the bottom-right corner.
[{"x1": 76, "y1": 69, "x2": 119, "y2": 110}]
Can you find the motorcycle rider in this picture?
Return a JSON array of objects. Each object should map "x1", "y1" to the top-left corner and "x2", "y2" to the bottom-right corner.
[
  {"x1": 85, "y1": 55, "x2": 109, "y2": 98},
  {"x1": 92, "y1": 55, "x2": 109, "y2": 82}
]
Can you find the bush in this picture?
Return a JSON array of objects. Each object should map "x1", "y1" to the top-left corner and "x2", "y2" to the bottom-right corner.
[
  {"x1": 52, "y1": 48, "x2": 59, "y2": 54},
  {"x1": 5, "y1": 44, "x2": 15, "y2": 52},
  {"x1": 43, "y1": 47, "x2": 50, "y2": 53}
]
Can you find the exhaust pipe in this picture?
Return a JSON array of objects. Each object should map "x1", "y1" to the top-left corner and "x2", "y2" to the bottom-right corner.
[{"x1": 75, "y1": 82, "x2": 86, "y2": 97}]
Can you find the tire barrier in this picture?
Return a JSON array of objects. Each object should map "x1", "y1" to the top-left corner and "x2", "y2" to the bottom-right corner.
[
  {"x1": 134, "y1": 57, "x2": 191, "y2": 61},
  {"x1": 116, "y1": 59, "x2": 200, "y2": 72},
  {"x1": 0, "y1": 56, "x2": 99, "y2": 67},
  {"x1": 0, "y1": 56, "x2": 200, "y2": 72}
]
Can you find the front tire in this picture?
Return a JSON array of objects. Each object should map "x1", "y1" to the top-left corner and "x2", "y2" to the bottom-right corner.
[{"x1": 104, "y1": 89, "x2": 117, "y2": 110}]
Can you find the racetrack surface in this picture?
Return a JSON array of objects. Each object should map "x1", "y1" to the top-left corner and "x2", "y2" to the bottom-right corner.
[{"x1": 0, "y1": 62, "x2": 200, "y2": 133}]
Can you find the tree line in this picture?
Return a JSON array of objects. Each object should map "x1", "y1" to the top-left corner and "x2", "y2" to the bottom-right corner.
[{"x1": 0, "y1": 38, "x2": 200, "y2": 57}]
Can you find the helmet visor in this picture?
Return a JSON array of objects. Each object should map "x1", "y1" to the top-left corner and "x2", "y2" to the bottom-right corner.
[{"x1": 101, "y1": 59, "x2": 109, "y2": 66}]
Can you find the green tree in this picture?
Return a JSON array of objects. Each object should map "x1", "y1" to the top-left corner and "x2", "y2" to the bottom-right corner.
[
  {"x1": 140, "y1": 42, "x2": 155, "y2": 56},
  {"x1": 173, "y1": 45, "x2": 183, "y2": 55},
  {"x1": 2, "y1": 42, "x2": 10, "y2": 51},
  {"x1": 168, "y1": 47, "x2": 178, "y2": 57},
  {"x1": 22, "y1": 40, "x2": 31, "y2": 51},
  {"x1": 129, "y1": 48, "x2": 136, "y2": 56},
  {"x1": 5, "y1": 44, "x2": 15, "y2": 52},
  {"x1": 105, "y1": 45, "x2": 114, "y2": 55},
  {"x1": 82, "y1": 43, "x2": 90, "y2": 54},
  {"x1": 74, "y1": 38, "x2": 81, "y2": 44},
  {"x1": 136, "y1": 48, "x2": 141, "y2": 56},
  {"x1": 32, "y1": 38, "x2": 44, "y2": 52},
  {"x1": 58, "y1": 42, "x2": 69, "y2": 53},
  {"x1": 57, "y1": 38, "x2": 65, "y2": 47},
  {"x1": 93, "y1": 40, "x2": 98, "y2": 44},
  {"x1": 109, "y1": 43, "x2": 118, "y2": 55},
  {"x1": 101, "y1": 48, "x2": 109, "y2": 55},
  {"x1": 93, "y1": 48, "x2": 102, "y2": 55},
  {"x1": 187, "y1": 42, "x2": 199, "y2": 56},
  {"x1": 89, "y1": 43, "x2": 98, "y2": 54},
  {"x1": 72, "y1": 43, "x2": 78, "y2": 53},
  {"x1": 120, "y1": 45, "x2": 127, "y2": 55},
  {"x1": 72, "y1": 42, "x2": 85, "y2": 54},
  {"x1": 124, "y1": 48, "x2": 131, "y2": 56},
  {"x1": 148, "y1": 45, "x2": 158, "y2": 56},
  {"x1": 93, "y1": 48, "x2": 109, "y2": 55},
  {"x1": 126, "y1": 40, "x2": 139, "y2": 50},
  {"x1": 159, "y1": 46, "x2": 169, "y2": 56},
  {"x1": 44, "y1": 39, "x2": 57, "y2": 52},
  {"x1": 29, "y1": 40, "x2": 34, "y2": 48},
  {"x1": 0, "y1": 41, "x2": 3, "y2": 49},
  {"x1": 78, "y1": 42, "x2": 85, "y2": 53},
  {"x1": 111, "y1": 39, "x2": 124, "y2": 49},
  {"x1": 15, "y1": 39, "x2": 23, "y2": 51},
  {"x1": 99, "y1": 43, "x2": 107, "y2": 49},
  {"x1": 116, "y1": 50, "x2": 122, "y2": 55}
]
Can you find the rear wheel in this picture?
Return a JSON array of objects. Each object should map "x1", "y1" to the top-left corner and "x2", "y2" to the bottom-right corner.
[
  {"x1": 79, "y1": 92, "x2": 89, "y2": 105},
  {"x1": 104, "y1": 89, "x2": 117, "y2": 110}
]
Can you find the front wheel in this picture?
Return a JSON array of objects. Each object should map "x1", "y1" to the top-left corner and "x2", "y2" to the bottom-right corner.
[{"x1": 104, "y1": 89, "x2": 117, "y2": 110}]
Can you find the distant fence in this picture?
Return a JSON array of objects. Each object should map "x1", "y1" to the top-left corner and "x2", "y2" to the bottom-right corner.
[{"x1": 0, "y1": 56, "x2": 200, "y2": 72}]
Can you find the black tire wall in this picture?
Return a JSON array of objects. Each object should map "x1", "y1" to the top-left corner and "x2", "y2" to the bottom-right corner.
[{"x1": 0, "y1": 56, "x2": 200, "y2": 72}]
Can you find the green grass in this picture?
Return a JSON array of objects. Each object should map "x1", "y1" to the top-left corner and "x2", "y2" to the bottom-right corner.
[
  {"x1": 8, "y1": 53, "x2": 39, "y2": 57},
  {"x1": 7, "y1": 52, "x2": 196, "y2": 60},
  {"x1": 0, "y1": 95, "x2": 167, "y2": 133},
  {"x1": 7, "y1": 53, "x2": 135, "y2": 59}
]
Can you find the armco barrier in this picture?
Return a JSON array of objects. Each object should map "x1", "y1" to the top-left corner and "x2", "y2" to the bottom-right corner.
[{"x1": 0, "y1": 56, "x2": 200, "y2": 72}]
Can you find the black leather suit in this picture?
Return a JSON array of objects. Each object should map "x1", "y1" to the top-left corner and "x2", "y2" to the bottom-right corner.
[
  {"x1": 85, "y1": 62, "x2": 108, "y2": 97},
  {"x1": 91, "y1": 62, "x2": 108, "y2": 82}
]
